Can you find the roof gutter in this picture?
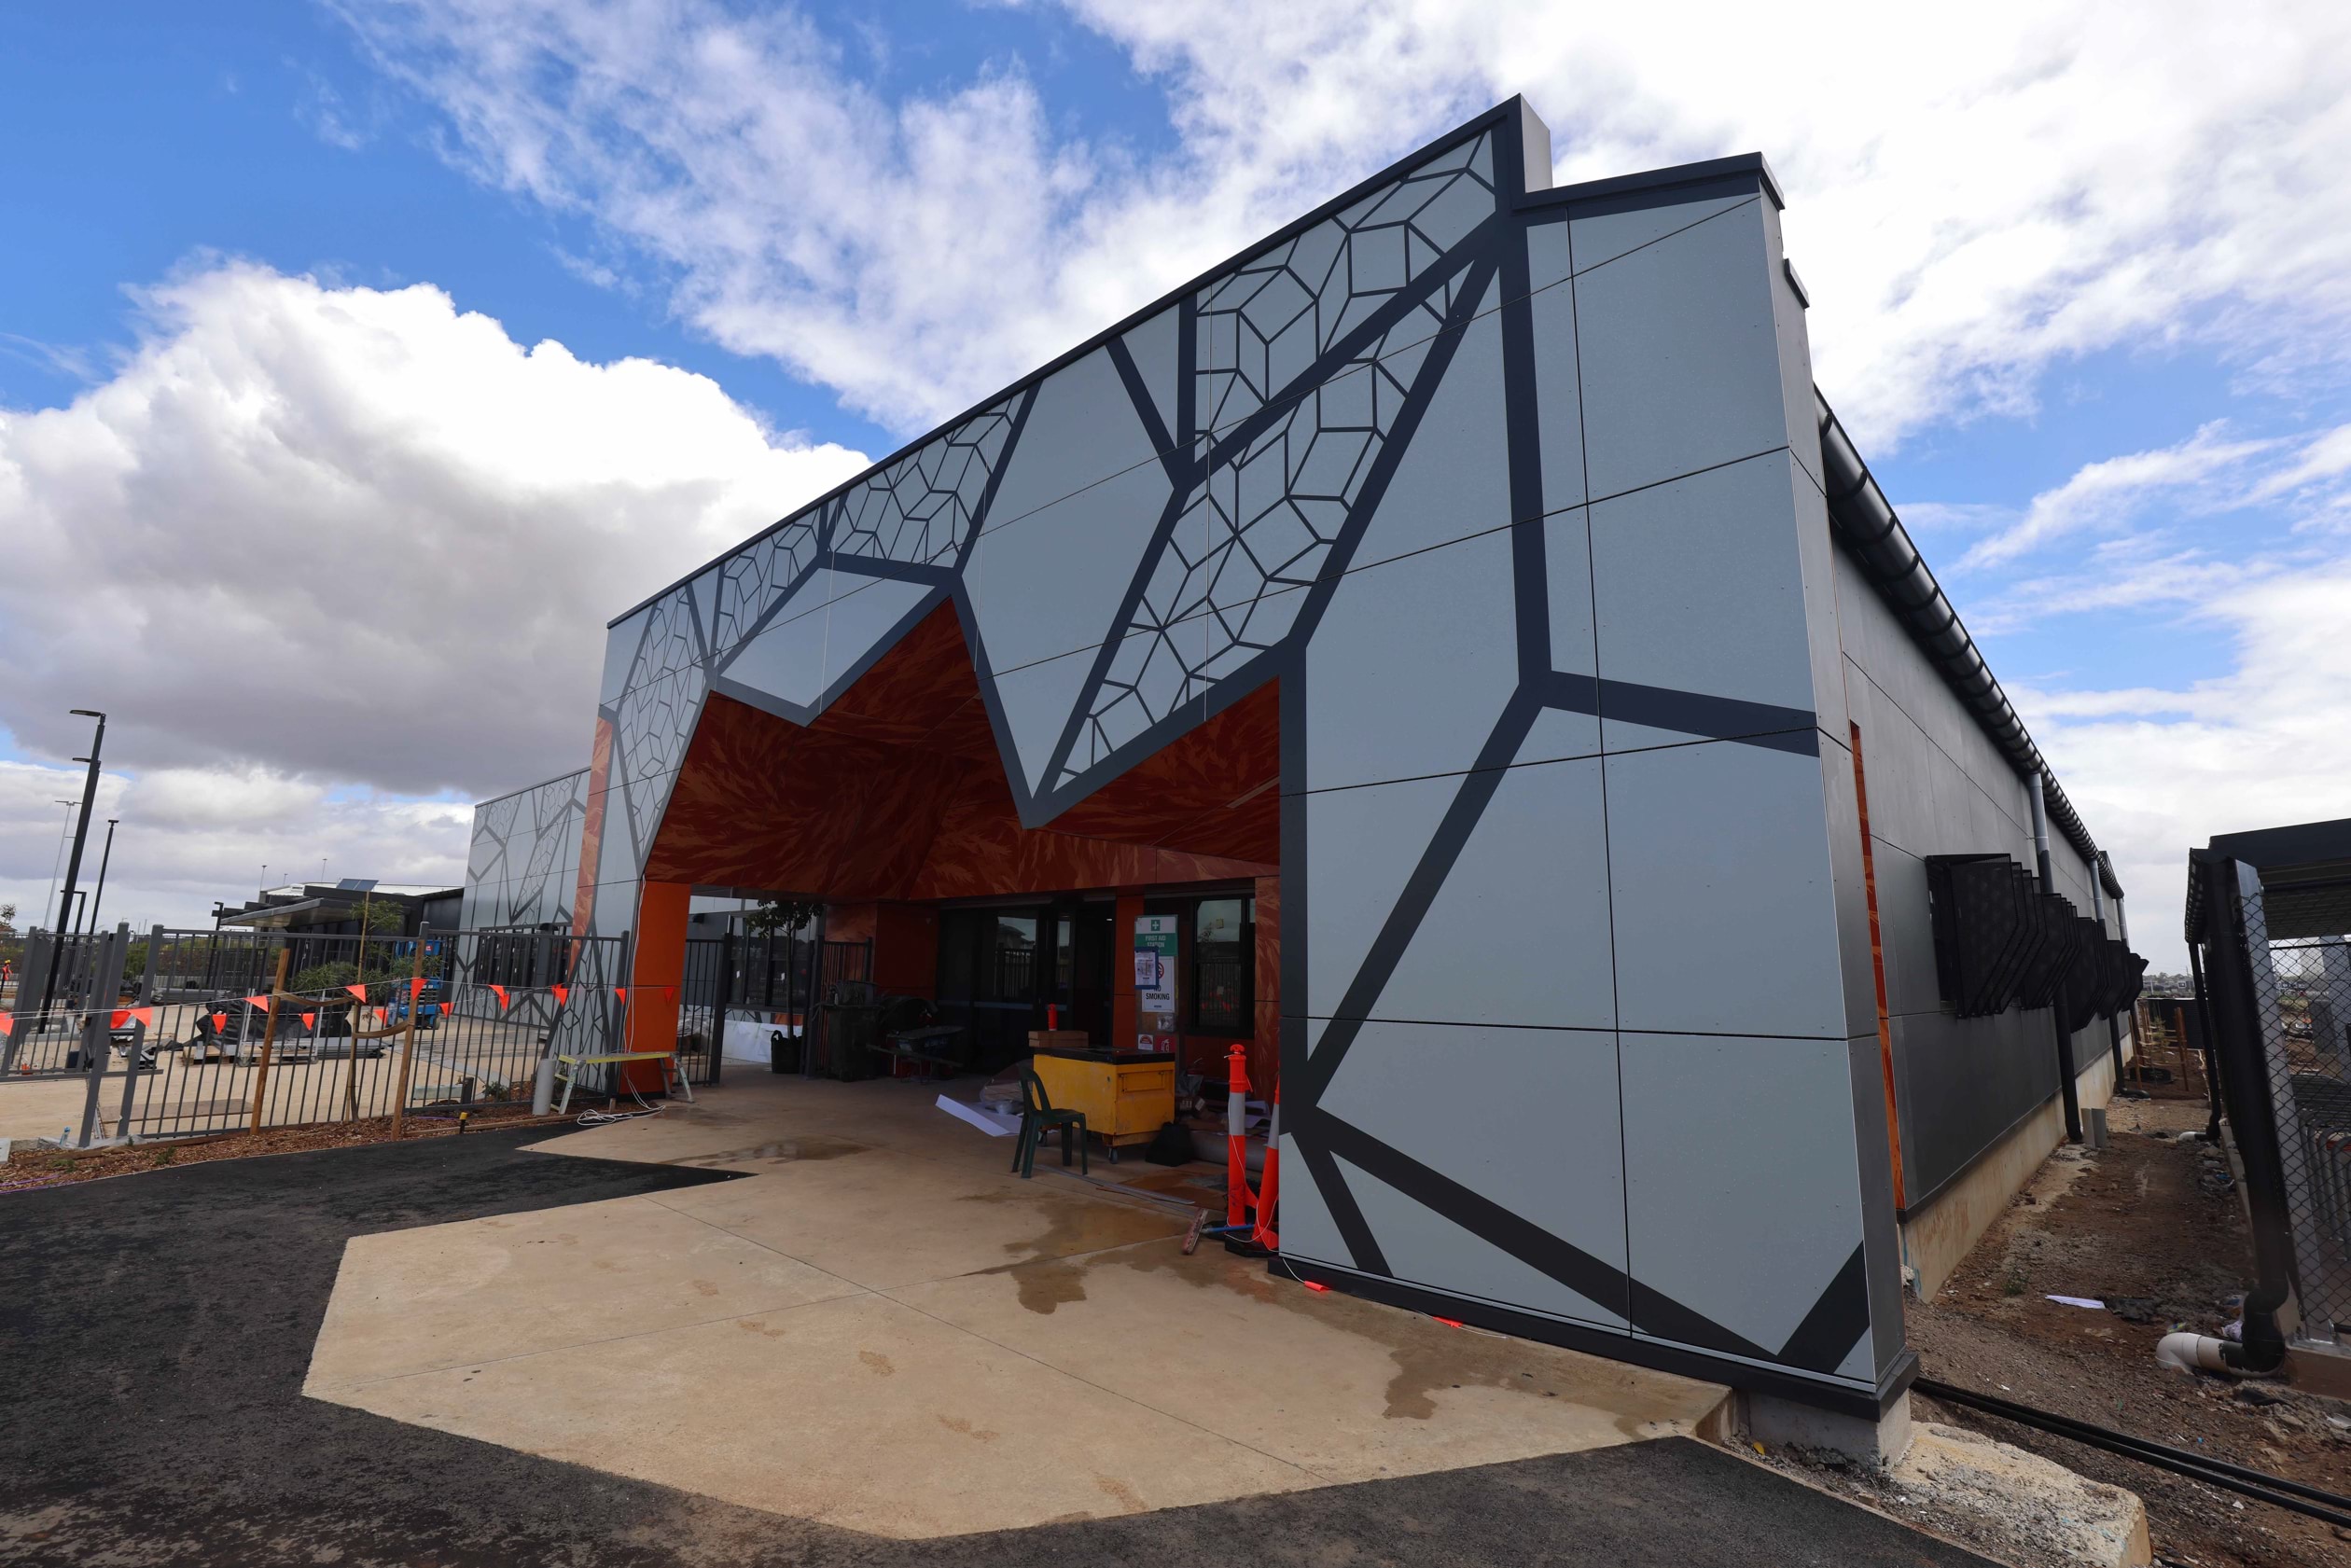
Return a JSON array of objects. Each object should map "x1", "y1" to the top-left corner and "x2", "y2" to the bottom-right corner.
[{"x1": 1814, "y1": 391, "x2": 2108, "y2": 883}]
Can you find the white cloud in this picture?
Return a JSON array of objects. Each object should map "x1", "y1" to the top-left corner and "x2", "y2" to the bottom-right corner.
[
  {"x1": 1956, "y1": 422, "x2": 2280, "y2": 569},
  {"x1": 0, "y1": 756, "x2": 472, "y2": 936},
  {"x1": 341, "y1": 0, "x2": 2351, "y2": 449},
  {"x1": 2015, "y1": 562, "x2": 2351, "y2": 968},
  {"x1": 0, "y1": 262, "x2": 869, "y2": 924}
]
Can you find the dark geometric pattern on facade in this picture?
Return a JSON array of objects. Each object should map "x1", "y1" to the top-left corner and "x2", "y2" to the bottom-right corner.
[
  {"x1": 462, "y1": 769, "x2": 588, "y2": 929},
  {"x1": 1196, "y1": 132, "x2": 1497, "y2": 434},
  {"x1": 1064, "y1": 259, "x2": 1495, "y2": 779},
  {"x1": 709, "y1": 517, "x2": 821, "y2": 658},
  {"x1": 828, "y1": 396, "x2": 1021, "y2": 571},
  {"x1": 612, "y1": 589, "x2": 709, "y2": 858}
]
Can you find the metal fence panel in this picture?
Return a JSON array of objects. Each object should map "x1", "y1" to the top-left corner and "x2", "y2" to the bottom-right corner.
[{"x1": 2233, "y1": 875, "x2": 2351, "y2": 1344}]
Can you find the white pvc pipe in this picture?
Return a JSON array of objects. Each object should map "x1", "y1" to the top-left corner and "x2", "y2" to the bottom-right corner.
[{"x1": 2155, "y1": 1332, "x2": 2235, "y2": 1374}]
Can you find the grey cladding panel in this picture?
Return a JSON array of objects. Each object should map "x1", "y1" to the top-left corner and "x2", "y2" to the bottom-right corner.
[
  {"x1": 1891, "y1": 1007, "x2": 2060, "y2": 1205},
  {"x1": 1605, "y1": 738, "x2": 1848, "y2": 1039},
  {"x1": 1621, "y1": 1031, "x2": 1869, "y2": 1372},
  {"x1": 1319, "y1": 1020, "x2": 1625, "y2": 1325},
  {"x1": 1589, "y1": 451, "x2": 1819, "y2": 753},
  {"x1": 1305, "y1": 530, "x2": 1518, "y2": 793},
  {"x1": 1370, "y1": 755, "x2": 1615, "y2": 1030},
  {"x1": 1567, "y1": 180, "x2": 1757, "y2": 274},
  {"x1": 1573, "y1": 199, "x2": 1788, "y2": 501},
  {"x1": 1528, "y1": 256, "x2": 1586, "y2": 512},
  {"x1": 1340, "y1": 1156, "x2": 1627, "y2": 1329},
  {"x1": 1302, "y1": 770, "x2": 1462, "y2": 1019},
  {"x1": 964, "y1": 354, "x2": 1174, "y2": 679}
]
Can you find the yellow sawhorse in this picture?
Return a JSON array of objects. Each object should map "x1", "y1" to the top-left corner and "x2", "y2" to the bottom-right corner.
[{"x1": 553, "y1": 1050, "x2": 694, "y2": 1114}]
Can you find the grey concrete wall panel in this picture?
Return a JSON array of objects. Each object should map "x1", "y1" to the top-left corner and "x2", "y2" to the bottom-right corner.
[
  {"x1": 1621, "y1": 1031, "x2": 1872, "y2": 1380},
  {"x1": 1758, "y1": 198, "x2": 1824, "y2": 493},
  {"x1": 1871, "y1": 844, "x2": 1942, "y2": 1020},
  {"x1": 463, "y1": 769, "x2": 589, "y2": 931},
  {"x1": 1316, "y1": 1020, "x2": 1625, "y2": 1325},
  {"x1": 1341, "y1": 292, "x2": 1509, "y2": 569},
  {"x1": 1785, "y1": 452, "x2": 1847, "y2": 742},
  {"x1": 1605, "y1": 738, "x2": 1848, "y2": 1039},
  {"x1": 1544, "y1": 505, "x2": 1599, "y2": 681},
  {"x1": 1573, "y1": 199, "x2": 1788, "y2": 502},
  {"x1": 1338, "y1": 1156, "x2": 1626, "y2": 1329},
  {"x1": 600, "y1": 610, "x2": 647, "y2": 707},
  {"x1": 965, "y1": 348, "x2": 1172, "y2": 670},
  {"x1": 1302, "y1": 770, "x2": 1465, "y2": 1020},
  {"x1": 1527, "y1": 215, "x2": 1571, "y2": 292},
  {"x1": 1526, "y1": 250, "x2": 1586, "y2": 513},
  {"x1": 1119, "y1": 304, "x2": 1182, "y2": 449},
  {"x1": 1567, "y1": 180, "x2": 1757, "y2": 275},
  {"x1": 1305, "y1": 529, "x2": 1518, "y2": 793},
  {"x1": 1589, "y1": 452, "x2": 1821, "y2": 754},
  {"x1": 1371, "y1": 755, "x2": 1615, "y2": 1030},
  {"x1": 716, "y1": 571, "x2": 939, "y2": 716},
  {"x1": 1519, "y1": 704, "x2": 1602, "y2": 767},
  {"x1": 1273, "y1": 1127, "x2": 1349, "y2": 1267}
]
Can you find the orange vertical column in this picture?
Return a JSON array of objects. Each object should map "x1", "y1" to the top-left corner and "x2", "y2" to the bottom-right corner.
[
  {"x1": 622, "y1": 881, "x2": 690, "y2": 1090},
  {"x1": 1252, "y1": 873, "x2": 1280, "y2": 1091},
  {"x1": 1110, "y1": 890, "x2": 1146, "y2": 1049}
]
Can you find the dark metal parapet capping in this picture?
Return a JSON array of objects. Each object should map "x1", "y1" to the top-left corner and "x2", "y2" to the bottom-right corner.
[{"x1": 1815, "y1": 392, "x2": 2109, "y2": 883}]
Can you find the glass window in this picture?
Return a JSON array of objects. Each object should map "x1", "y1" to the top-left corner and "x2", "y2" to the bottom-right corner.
[
  {"x1": 1052, "y1": 915, "x2": 1073, "y2": 1000},
  {"x1": 987, "y1": 915, "x2": 1038, "y2": 1002},
  {"x1": 1191, "y1": 897, "x2": 1251, "y2": 1034}
]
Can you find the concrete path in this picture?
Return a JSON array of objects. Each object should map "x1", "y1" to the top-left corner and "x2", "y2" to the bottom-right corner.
[
  {"x1": 0, "y1": 1113, "x2": 1994, "y2": 1565},
  {"x1": 305, "y1": 1075, "x2": 1730, "y2": 1537}
]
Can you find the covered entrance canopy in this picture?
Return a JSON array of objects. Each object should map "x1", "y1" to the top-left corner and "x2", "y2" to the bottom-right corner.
[{"x1": 627, "y1": 600, "x2": 1280, "y2": 1086}]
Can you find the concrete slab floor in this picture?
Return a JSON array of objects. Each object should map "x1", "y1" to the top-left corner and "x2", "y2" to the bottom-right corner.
[{"x1": 303, "y1": 1074, "x2": 1732, "y2": 1540}]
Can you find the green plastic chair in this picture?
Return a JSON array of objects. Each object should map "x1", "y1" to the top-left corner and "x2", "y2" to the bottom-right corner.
[{"x1": 1012, "y1": 1062, "x2": 1088, "y2": 1177}]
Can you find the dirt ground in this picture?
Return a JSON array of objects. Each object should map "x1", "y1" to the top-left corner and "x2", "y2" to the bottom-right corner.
[
  {"x1": 0, "y1": 1104, "x2": 576, "y2": 1193},
  {"x1": 1775, "y1": 1090, "x2": 2351, "y2": 1567}
]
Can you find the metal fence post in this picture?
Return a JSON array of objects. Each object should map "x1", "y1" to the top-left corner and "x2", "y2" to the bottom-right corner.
[
  {"x1": 391, "y1": 943, "x2": 422, "y2": 1138},
  {"x1": 113, "y1": 924, "x2": 162, "y2": 1138},
  {"x1": 4, "y1": 930, "x2": 52, "y2": 1074},
  {"x1": 74, "y1": 925, "x2": 132, "y2": 1146},
  {"x1": 247, "y1": 948, "x2": 291, "y2": 1134}
]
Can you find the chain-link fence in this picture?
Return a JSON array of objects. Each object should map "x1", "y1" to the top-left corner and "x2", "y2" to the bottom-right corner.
[{"x1": 2234, "y1": 875, "x2": 2351, "y2": 1344}]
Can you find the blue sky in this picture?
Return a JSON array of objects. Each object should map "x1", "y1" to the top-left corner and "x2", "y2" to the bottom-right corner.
[{"x1": 4, "y1": 2, "x2": 2349, "y2": 959}]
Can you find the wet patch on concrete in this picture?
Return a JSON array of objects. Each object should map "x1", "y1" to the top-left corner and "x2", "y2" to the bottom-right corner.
[{"x1": 682, "y1": 1134, "x2": 873, "y2": 1167}]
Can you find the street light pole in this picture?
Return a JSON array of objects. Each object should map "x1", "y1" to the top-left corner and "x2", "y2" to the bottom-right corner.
[
  {"x1": 34, "y1": 711, "x2": 106, "y2": 1031},
  {"x1": 87, "y1": 818, "x2": 120, "y2": 935}
]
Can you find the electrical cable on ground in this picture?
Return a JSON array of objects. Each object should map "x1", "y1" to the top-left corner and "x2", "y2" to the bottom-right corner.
[{"x1": 1914, "y1": 1376, "x2": 2351, "y2": 1531}]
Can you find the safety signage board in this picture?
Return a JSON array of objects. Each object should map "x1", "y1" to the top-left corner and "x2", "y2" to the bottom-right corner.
[{"x1": 1134, "y1": 914, "x2": 1178, "y2": 1021}]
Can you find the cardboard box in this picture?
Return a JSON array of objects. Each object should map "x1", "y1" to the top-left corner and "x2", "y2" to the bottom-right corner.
[{"x1": 1026, "y1": 1030, "x2": 1092, "y2": 1052}]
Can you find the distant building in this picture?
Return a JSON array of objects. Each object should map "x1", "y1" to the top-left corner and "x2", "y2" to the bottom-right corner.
[{"x1": 211, "y1": 879, "x2": 461, "y2": 938}]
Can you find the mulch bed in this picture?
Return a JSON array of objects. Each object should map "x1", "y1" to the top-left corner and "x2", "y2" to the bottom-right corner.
[{"x1": 0, "y1": 1108, "x2": 577, "y2": 1194}]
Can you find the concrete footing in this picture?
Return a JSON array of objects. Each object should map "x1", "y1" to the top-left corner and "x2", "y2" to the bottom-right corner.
[{"x1": 1745, "y1": 1390, "x2": 1913, "y2": 1468}]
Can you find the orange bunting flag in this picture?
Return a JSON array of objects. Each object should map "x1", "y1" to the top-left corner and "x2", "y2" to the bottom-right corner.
[
  {"x1": 662, "y1": 985, "x2": 679, "y2": 1001},
  {"x1": 346, "y1": 983, "x2": 369, "y2": 1001},
  {"x1": 613, "y1": 986, "x2": 628, "y2": 1003},
  {"x1": 301, "y1": 1012, "x2": 316, "y2": 1029},
  {"x1": 550, "y1": 984, "x2": 569, "y2": 1006},
  {"x1": 111, "y1": 1010, "x2": 132, "y2": 1029},
  {"x1": 127, "y1": 1007, "x2": 154, "y2": 1027},
  {"x1": 374, "y1": 1007, "x2": 388, "y2": 1023},
  {"x1": 488, "y1": 984, "x2": 508, "y2": 1009},
  {"x1": 410, "y1": 977, "x2": 428, "y2": 997},
  {"x1": 244, "y1": 993, "x2": 272, "y2": 1010},
  {"x1": 0, "y1": 1011, "x2": 13, "y2": 1036},
  {"x1": 210, "y1": 1012, "x2": 228, "y2": 1033}
]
